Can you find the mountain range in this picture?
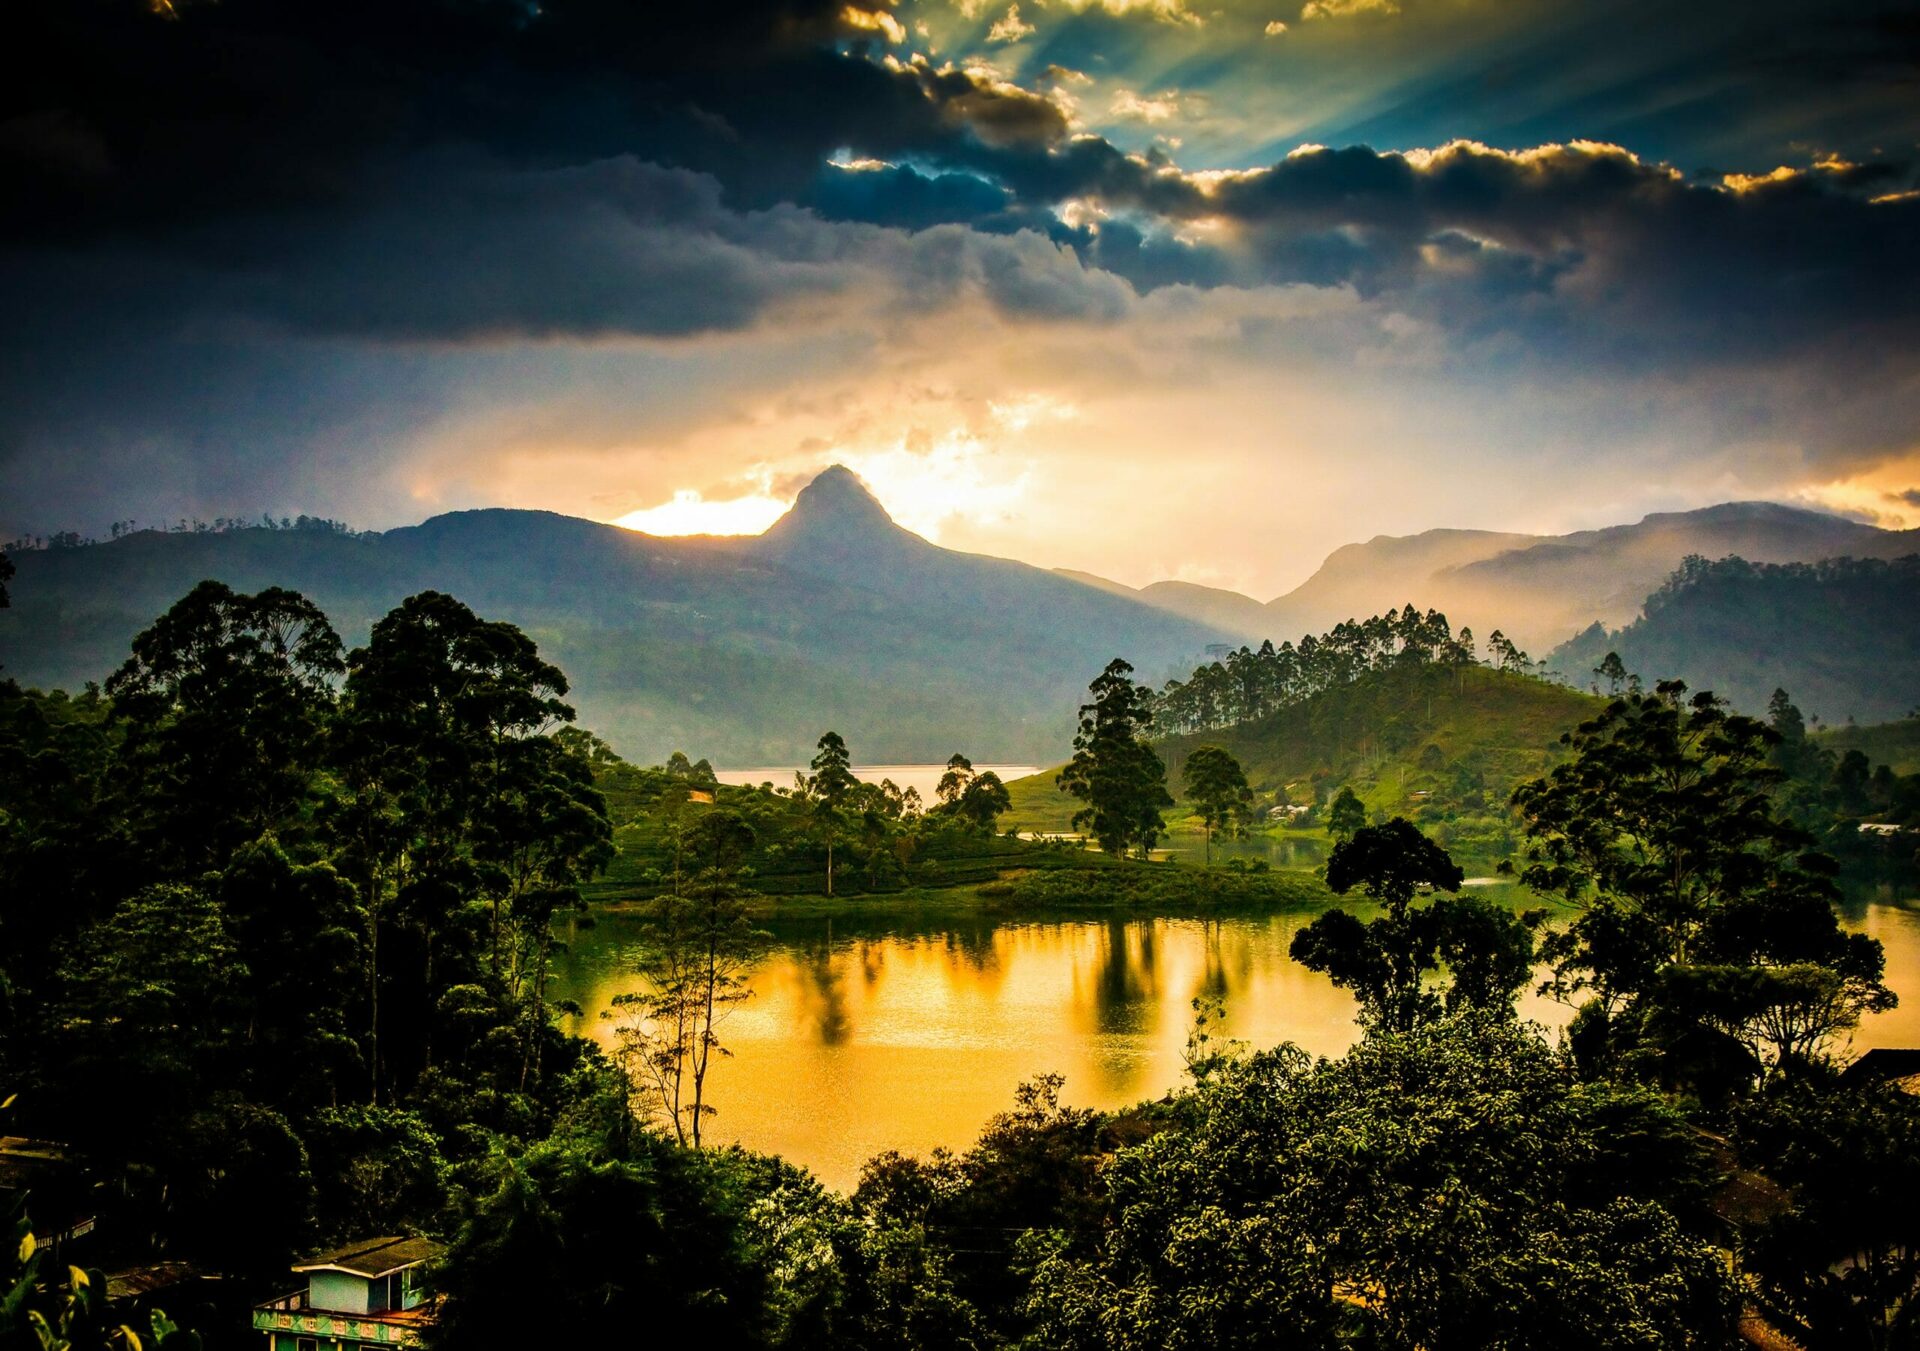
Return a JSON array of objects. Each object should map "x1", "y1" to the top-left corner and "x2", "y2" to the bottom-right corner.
[
  {"x1": 0, "y1": 468, "x2": 1232, "y2": 763},
  {"x1": 1070, "y1": 502, "x2": 1920, "y2": 656},
  {"x1": 4, "y1": 470, "x2": 1916, "y2": 759}
]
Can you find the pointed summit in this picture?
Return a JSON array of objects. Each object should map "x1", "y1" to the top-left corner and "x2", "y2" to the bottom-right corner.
[
  {"x1": 776, "y1": 465, "x2": 896, "y2": 533},
  {"x1": 759, "y1": 465, "x2": 908, "y2": 555},
  {"x1": 752, "y1": 464, "x2": 934, "y2": 583}
]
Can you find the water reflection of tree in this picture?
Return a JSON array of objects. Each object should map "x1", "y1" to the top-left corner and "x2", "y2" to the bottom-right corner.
[
  {"x1": 792, "y1": 936, "x2": 850, "y2": 1046},
  {"x1": 1195, "y1": 917, "x2": 1232, "y2": 1005},
  {"x1": 1091, "y1": 919, "x2": 1157, "y2": 1037},
  {"x1": 939, "y1": 921, "x2": 1004, "y2": 977}
]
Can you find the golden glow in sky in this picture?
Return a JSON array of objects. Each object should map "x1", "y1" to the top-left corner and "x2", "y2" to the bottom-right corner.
[{"x1": 614, "y1": 489, "x2": 788, "y2": 536}]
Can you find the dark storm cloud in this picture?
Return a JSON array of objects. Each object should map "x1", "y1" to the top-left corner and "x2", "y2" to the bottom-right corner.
[{"x1": 3, "y1": 0, "x2": 1918, "y2": 533}]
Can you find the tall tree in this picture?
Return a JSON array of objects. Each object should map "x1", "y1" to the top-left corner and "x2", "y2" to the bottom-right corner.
[
  {"x1": 331, "y1": 591, "x2": 576, "y2": 1102},
  {"x1": 1326, "y1": 786, "x2": 1366, "y2": 841},
  {"x1": 807, "y1": 731, "x2": 859, "y2": 896},
  {"x1": 1057, "y1": 659, "x2": 1172, "y2": 859},
  {"x1": 1512, "y1": 680, "x2": 1890, "y2": 1078},
  {"x1": 954, "y1": 771, "x2": 1012, "y2": 834},
  {"x1": 611, "y1": 810, "x2": 762, "y2": 1147},
  {"x1": 1181, "y1": 745, "x2": 1252, "y2": 866},
  {"x1": 936, "y1": 753, "x2": 975, "y2": 809},
  {"x1": 105, "y1": 581, "x2": 343, "y2": 870},
  {"x1": 1291, "y1": 818, "x2": 1535, "y2": 1031}
]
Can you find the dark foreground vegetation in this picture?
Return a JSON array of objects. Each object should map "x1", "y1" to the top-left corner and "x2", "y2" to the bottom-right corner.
[{"x1": 2, "y1": 575, "x2": 1919, "y2": 1350}]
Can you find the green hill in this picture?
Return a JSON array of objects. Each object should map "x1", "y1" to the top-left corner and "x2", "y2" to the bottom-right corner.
[
  {"x1": 1007, "y1": 664, "x2": 1600, "y2": 852},
  {"x1": 1549, "y1": 554, "x2": 1920, "y2": 724}
]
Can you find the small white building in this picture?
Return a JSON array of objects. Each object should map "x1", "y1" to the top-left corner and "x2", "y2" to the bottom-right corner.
[{"x1": 253, "y1": 1236, "x2": 439, "y2": 1350}]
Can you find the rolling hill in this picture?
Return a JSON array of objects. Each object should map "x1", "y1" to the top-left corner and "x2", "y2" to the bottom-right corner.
[
  {"x1": 0, "y1": 467, "x2": 1232, "y2": 764},
  {"x1": 1006, "y1": 663, "x2": 1601, "y2": 853}
]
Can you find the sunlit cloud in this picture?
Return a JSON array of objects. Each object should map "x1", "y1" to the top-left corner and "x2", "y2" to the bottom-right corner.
[
  {"x1": 1300, "y1": 0, "x2": 1399, "y2": 18},
  {"x1": 1060, "y1": 0, "x2": 1202, "y2": 25},
  {"x1": 842, "y1": 4, "x2": 909, "y2": 44},
  {"x1": 1110, "y1": 89, "x2": 1185, "y2": 124},
  {"x1": 987, "y1": 3, "x2": 1034, "y2": 43},
  {"x1": 1798, "y1": 454, "x2": 1920, "y2": 529},
  {"x1": 840, "y1": 433, "x2": 1034, "y2": 541}
]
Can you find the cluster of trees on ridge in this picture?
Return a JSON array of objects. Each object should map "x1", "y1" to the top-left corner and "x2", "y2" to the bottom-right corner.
[
  {"x1": 2, "y1": 576, "x2": 1919, "y2": 1349},
  {"x1": 1149, "y1": 604, "x2": 1542, "y2": 736},
  {"x1": 1554, "y1": 552, "x2": 1920, "y2": 726}
]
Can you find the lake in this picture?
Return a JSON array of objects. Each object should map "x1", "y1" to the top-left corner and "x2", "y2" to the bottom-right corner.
[{"x1": 555, "y1": 883, "x2": 1920, "y2": 1191}]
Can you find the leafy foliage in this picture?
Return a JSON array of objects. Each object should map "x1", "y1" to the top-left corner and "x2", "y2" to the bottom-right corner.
[
  {"x1": 1291, "y1": 818, "x2": 1538, "y2": 1031},
  {"x1": 1022, "y1": 1016, "x2": 1740, "y2": 1351},
  {"x1": 1513, "y1": 681, "x2": 1892, "y2": 1081}
]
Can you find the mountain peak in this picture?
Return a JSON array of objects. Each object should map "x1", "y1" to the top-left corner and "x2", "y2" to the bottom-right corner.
[
  {"x1": 766, "y1": 465, "x2": 899, "y2": 538},
  {"x1": 787, "y1": 464, "x2": 890, "y2": 529}
]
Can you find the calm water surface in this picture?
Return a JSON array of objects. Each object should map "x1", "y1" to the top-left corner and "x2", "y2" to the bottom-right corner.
[
  {"x1": 555, "y1": 887, "x2": 1920, "y2": 1191},
  {"x1": 560, "y1": 766, "x2": 1920, "y2": 1189}
]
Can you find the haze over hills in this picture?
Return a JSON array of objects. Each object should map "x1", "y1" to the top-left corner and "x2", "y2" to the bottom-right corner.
[
  {"x1": 1072, "y1": 502, "x2": 1920, "y2": 655},
  {"x1": 0, "y1": 467, "x2": 1234, "y2": 764}
]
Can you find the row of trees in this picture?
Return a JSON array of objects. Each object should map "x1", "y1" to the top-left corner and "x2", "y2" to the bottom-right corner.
[
  {"x1": 1151, "y1": 606, "x2": 1540, "y2": 736},
  {"x1": 4, "y1": 514, "x2": 362, "y2": 553}
]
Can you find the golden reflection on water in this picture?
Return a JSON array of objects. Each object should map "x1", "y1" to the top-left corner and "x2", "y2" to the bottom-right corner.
[
  {"x1": 558, "y1": 899, "x2": 1920, "y2": 1192},
  {"x1": 557, "y1": 911, "x2": 1547, "y2": 1189}
]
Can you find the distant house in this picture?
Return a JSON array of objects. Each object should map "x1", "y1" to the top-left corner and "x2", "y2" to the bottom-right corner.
[{"x1": 253, "y1": 1236, "x2": 440, "y2": 1349}]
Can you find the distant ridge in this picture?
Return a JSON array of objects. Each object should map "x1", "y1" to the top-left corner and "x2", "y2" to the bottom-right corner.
[
  {"x1": 0, "y1": 467, "x2": 1234, "y2": 764},
  {"x1": 1064, "y1": 502, "x2": 1920, "y2": 656}
]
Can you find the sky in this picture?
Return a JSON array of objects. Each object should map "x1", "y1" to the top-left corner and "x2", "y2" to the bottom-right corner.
[{"x1": 3, "y1": 0, "x2": 1917, "y2": 597}]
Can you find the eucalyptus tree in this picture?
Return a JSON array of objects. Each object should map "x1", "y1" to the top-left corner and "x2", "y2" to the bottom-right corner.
[
  {"x1": 331, "y1": 591, "x2": 579, "y2": 1101},
  {"x1": 807, "y1": 731, "x2": 858, "y2": 895},
  {"x1": 1057, "y1": 659, "x2": 1171, "y2": 859},
  {"x1": 105, "y1": 580, "x2": 343, "y2": 870},
  {"x1": 612, "y1": 809, "x2": 762, "y2": 1147}
]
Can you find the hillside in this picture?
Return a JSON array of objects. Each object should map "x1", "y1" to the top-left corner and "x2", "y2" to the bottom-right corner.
[
  {"x1": 1549, "y1": 554, "x2": 1920, "y2": 724},
  {"x1": 1814, "y1": 720, "x2": 1920, "y2": 777},
  {"x1": 0, "y1": 468, "x2": 1231, "y2": 764},
  {"x1": 1068, "y1": 502, "x2": 1920, "y2": 656},
  {"x1": 1007, "y1": 664, "x2": 1600, "y2": 852}
]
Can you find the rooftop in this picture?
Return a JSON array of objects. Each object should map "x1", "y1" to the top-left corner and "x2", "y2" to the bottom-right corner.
[{"x1": 291, "y1": 1235, "x2": 441, "y2": 1279}]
